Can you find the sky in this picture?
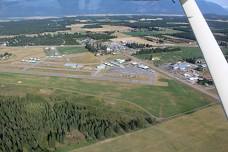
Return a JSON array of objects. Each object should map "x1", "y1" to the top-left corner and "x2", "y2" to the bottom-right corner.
[{"x1": 207, "y1": 0, "x2": 228, "y2": 8}]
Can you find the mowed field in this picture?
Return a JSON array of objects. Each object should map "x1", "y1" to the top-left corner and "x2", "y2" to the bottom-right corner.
[
  {"x1": 0, "y1": 73, "x2": 214, "y2": 118},
  {"x1": 57, "y1": 46, "x2": 89, "y2": 55},
  {"x1": 68, "y1": 23, "x2": 158, "y2": 45},
  {"x1": 112, "y1": 36, "x2": 157, "y2": 45},
  {"x1": 74, "y1": 105, "x2": 228, "y2": 152},
  {"x1": 125, "y1": 28, "x2": 181, "y2": 37},
  {"x1": 135, "y1": 47, "x2": 228, "y2": 64},
  {"x1": 69, "y1": 24, "x2": 133, "y2": 33}
]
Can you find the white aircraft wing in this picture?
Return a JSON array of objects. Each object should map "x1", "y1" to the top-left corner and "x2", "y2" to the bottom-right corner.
[{"x1": 180, "y1": 0, "x2": 228, "y2": 117}]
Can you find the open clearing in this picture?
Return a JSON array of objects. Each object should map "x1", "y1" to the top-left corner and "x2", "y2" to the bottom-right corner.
[
  {"x1": 112, "y1": 36, "x2": 157, "y2": 45},
  {"x1": 57, "y1": 46, "x2": 88, "y2": 55},
  {"x1": 0, "y1": 47, "x2": 45, "y2": 63},
  {"x1": 74, "y1": 105, "x2": 228, "y2": 152},
  {"x1": 135, "y1": 47, "x2": 228, "y2": 64},
  {"x1": 125, "y1": 28, "x2": 181, "y2": 37},
  {"x1": 0, "y1": 73, "x2": 213, "y2": 118},
  {"x1": 69, "y1": 24, "x2": 132, "y2": 33},
  {"x1": 68, "y1": 24, "x2": 163, "y2": 46}
]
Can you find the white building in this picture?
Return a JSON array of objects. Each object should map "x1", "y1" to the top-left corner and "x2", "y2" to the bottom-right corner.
[
  {"x1": 115, "y1": 59, "x2": 125, "y2": 64},
  {"x1": 97, "y1": 64, "x2": 106, "y2": 70}
]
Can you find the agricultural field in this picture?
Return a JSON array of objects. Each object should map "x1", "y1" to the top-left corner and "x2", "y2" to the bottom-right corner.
[
  {"x1": 135, "y1": 47, "x2": 228, "y2": 64},
  {"x1": 69, "y1": 24, "x2": 132, "y2": 33},
  {"x1": 0, "y1": 47, "x2": 45, "y2": 63},
  {"x1": 125, "y1": 28, "x2": 181, "y2": 37},
  {"x1": 57, "y1": 46, "x2": 88, "y2": 55},
  {"x1": 112, "y1": 36, "x2": 157, "y2": 45},
  {"x1": 74, "y1": 105, "x2": 228, "y2": 152}
]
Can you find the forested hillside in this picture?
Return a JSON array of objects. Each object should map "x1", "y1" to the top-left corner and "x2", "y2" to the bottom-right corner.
[{"x1": 0, "y1": 94, "x2": 155, "y2": 151}]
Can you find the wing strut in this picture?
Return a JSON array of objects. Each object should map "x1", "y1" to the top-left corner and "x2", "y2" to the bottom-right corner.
[{"x1": 180, "y1": 0, "x2": 228, "y2": 118}]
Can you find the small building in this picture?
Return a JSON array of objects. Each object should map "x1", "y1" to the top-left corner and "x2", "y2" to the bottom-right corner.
[
  {"x1": 138, "y1": 64, "x2": 149, "y2": 70},
  {"x1": 106, "y1": 48, "x2": 112, "y2": 52},
  {"x1": 171, "y1": 62, "x2": 193, "y2": 71},
  {"x1": 131, "y1": 62, "x2": 138, "y2": 66},
  {"x1": 188, "y1": 77, "x2": 199, "y2": 84},
  {"x1": 115, "y1": 59, "x2": 125, "y2": 64},
  {"x1": 104, "y1": 62, "x2": 114, "y2": 67},
  {"x1": 97, "y1": 64, "x2": 106, "y2": 70}
]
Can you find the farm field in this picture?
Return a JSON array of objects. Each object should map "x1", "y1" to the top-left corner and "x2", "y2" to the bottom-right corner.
[
  {"x1": 0, "y1": 47, "x2": 46, "y2": 63},
  {"x1": 135, "y1": 47, "x2": 228, "y2": 64},
  {"x1": 125, "y1": 28, "x2": 181, "y2": 37},
  {"x1": 112, "y1": 36, "x2": 157, "y2": 45},
  {"x1": 74, "y1": 105, "x2": 228, "y2": 152},
  {"x1": 0, "y1": 73, "x2": 214, "y2": 118},
  {"x1": 57, "y1": 46, "x2": 88, "y2": 55},
  {"x1": 69, "y1": 24, "x2": 132, "y2": 33}
]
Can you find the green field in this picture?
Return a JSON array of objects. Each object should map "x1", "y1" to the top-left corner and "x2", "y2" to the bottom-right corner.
[
  {"x1": 0, "y1": 73, "x2": 213, "y2": 118},
  {"x1": 74, "y1": 105, "x2": 228, "y2": 152},
  {"x1": 135, "y1": 47, "x2": 228, "y2": 64},
  {"x1": 58, "y1": 46, "x2": 88, "y2": 55},
  {"x1": 0, "y1": 73, "x2": 154, "y2": 152},
  {"x1": 125, "y1": 28, "x2": 181, "y2": 37},
  {"x1": 0, "y1": 72, "x2": 216, "y2": 152}
]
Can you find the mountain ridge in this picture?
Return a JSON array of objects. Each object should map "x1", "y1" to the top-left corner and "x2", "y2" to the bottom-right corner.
[{"x1": 0, "y1": 0, "x2": 227, "y2": 18}]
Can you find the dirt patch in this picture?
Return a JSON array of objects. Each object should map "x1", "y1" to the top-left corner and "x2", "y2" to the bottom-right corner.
[
  {"x1": 39, "y1": 89, "x2": 53, "y2": 96},
  {"x1": 112, "y1": 36, "x2": 157, "y2": 45},
  {"x1": 65, "y1": 130, "x2": 85, "y2": 144},
  {"x1": 68, "y1": 52, "x2": 100, "y2": 64}
]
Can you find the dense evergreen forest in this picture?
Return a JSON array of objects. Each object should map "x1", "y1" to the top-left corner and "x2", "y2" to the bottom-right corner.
[
  {"x1": 0, "y1": 32, "x2": 116, "y2": 46},
  {"x1": 4, "y1": 33, "x2": 85, "y2": 46},
  {"x1": 86, "y1": 32, "x2": 116, "y2": 40},
  {"x1": 126, "y1": 43, "x2": 152, "y2": 49},
  {"x1": 0, "y1": 94, "x2": 155, "y2": 151},
  {"x1": 0, "y1": 18, "x2": 76, "y2": 35}
]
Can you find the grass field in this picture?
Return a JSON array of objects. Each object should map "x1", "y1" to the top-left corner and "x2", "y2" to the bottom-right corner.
[
  {"x1": 57, "y1": 46, "x2": 88, "y2": 55},
  {"x1": 69, "y1": 24, "x2": 132, "y2": 33},
  {"x1": 0, "y1": 73, "x2": 214, "y2": 118},
  {"x1": 74, "y1": 105, "x2": 228, "y2": 152},
  {"x1": 135, "y1": 47, "x2": 228, "y2": 64},
  {"x1": 125, "y1": 28, "x2": 181, "y2": 37}
]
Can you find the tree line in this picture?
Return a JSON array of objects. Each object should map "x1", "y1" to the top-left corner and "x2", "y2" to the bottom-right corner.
[
  {"x1": 135, "y1": 47, "x2": 181, "y2": 55},
  {"x1": 126, "y1": 42, "x2": 152, "y2": 49},
  {"x1": 0, "y1": 31, "x2": 117, "y2": 46},
  {"x1": 0, "y1": 18, "x2": 75, "y2": 35}
]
